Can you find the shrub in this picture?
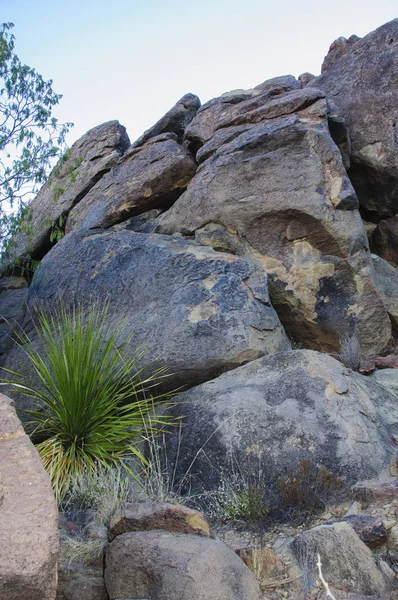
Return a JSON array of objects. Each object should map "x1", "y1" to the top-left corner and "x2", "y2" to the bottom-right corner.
[
  {"x1": 1, "y1": 303, "x2": 174, "y2": 502},
  {"x1": 276, "y1": 460, "x2": 343, "y2": 518}
]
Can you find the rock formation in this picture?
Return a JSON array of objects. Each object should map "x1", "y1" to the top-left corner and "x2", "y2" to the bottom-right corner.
[
  {"x1": 308, "y1": 19, "x2": 398, "y2": 220},
  {"x1": 1, "y1": 17, "x2": 398, "y2": 600}
]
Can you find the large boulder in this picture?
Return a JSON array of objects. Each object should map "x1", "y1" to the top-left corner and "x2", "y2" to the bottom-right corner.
[
  {"x1": 6, "y1": 121, "x2": 130, "y2": 263},
  {"x1": 163, "y1": 350, "x2": 398, "y2": 495},
  {"x1": 6, "y1": 228, "x2": 289, "y2": 402},
  {"x1": 309, "y1": 19, "x2": 398, "y2": 219},
  {"x1": 0, "y1": 277, "x2": 28, "y2": 366},
  {"x1": 66, "y1": 133, "x2": 196, "y2": 233},
  {"x1": 158, "y1": 84, "x2": 391, "y2": 358},
  {"x1": 131, "y1": 92, "x2": 201, "y2": 148},
  {"x1": 0, "y1": 393, "x2": 59, "y2": 600},
  {"x1": 104, "y1": 530, "x2": 261, "y2": 600},
  {"x1": 291, "y1": 522, "x2": 388, "y2": 597}
]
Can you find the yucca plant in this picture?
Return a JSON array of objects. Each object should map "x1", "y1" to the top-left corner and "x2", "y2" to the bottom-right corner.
[{"x1": 1, "y1": 303, "x2": 175, "y2": 502}]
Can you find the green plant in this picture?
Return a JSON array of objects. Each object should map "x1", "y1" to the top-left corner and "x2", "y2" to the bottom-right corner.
[
  {"x1": 223, "y1": 484, "x2": 269, "y2": 521},
  {"x1": 1, "y1": 303, "x2": 174, "y2": 502},
  {"x1": 0, "y1": 22, "x2": 72, "y2": 243}
]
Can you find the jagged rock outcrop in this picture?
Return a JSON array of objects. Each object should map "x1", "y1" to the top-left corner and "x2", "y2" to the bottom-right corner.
[
  {"x1": 164, "y1": 350, "x2": 398, "y2": 494},
  {"x1": 157, "y1": 85, "x2": 390, "y2": 358},
  {"x1": 131, "y1": 93, "x2": 201, "y2": 148},
  {"x1": 0, "y1": 393, "x2": 59, "y2": 600},
  {"x1": 66, "y1": 132, "x2": 196, "y2": 232},
  {"x1": 0, "y1": 277, "x2": 28, "y2": 366},
  {"x1": 309, "y1": 19, "x2": 398, "y2": 220},
  {"x1": 7, "y1": 121, "x2": 130, "y2": 263},
  {"x1": 6, "y1": 228, "x2": 289, "y2": 401},
  {"x1": 105, "y1": 531, "x2": 261, "y2": 600}
]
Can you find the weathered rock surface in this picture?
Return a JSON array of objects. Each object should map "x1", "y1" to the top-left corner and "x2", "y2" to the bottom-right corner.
[
  {"x1": 66, "y1": 133, "x2": 196, "y2": 233},
  {"x1": 369, "y1": 369, "x2": 398, "y2": 395},
  {"x1": 352, "y1": 477, "x2": 398, "y2": 504},
  {"x1": 8, "y1": 121, "x2": 130, "y2": 263},
  {"x1": 184, "y1": 83, "x2": 324, "y2": 148},
  {"x1": 309, "y1": 19, "x2": 398, "y2": 219},
  {"x1": 104, "y1": 530, "x2": 261, "y2": 600},
  {"x1": 370, "y1": 217, "x2": 398, "y2": 266},
  {"x1": 291, "y1": 522, "x2": 387, "y2": 597},
  {"x1": 158, "y1": 86, "x2": 391, "y2": 358},
  {"x1": 56, "y1": 565, "x2": 107, "y2": 600},
  {"x1": 321, "y1": 34, "x2": 361, "y2": 73},
  {"x1": 372, "y1": 254, "x2": 398, "y2": 331},
  {"x1": 0, "y1": 277, "x2": 28, "y2": 367},
  {"x1": 108, "y1": 501, "x2": 211, "y2": 541},
  {"x1": 7, "y1": 228, "x2": 289, "y2": 400},
  {"x1": 0, "y1": 393, "x2": 59, "y2": 600},
  {"x1": 164, "y1": 350, "x2": 398, "y2": 494},
  {"x1": 328, "y1": 514, "x2": 388, "y2": 548},
  {"x1": 131, "y1": 93, "x2": 200, "y2": 148}
]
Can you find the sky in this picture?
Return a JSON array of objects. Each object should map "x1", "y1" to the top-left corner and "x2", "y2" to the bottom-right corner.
[{"x1": 1, "y1": 0, "x2": 398, "y2": 147}]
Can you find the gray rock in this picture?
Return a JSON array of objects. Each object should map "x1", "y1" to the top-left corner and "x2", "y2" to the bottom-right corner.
[
  {"x1": 254, "y1": 74, "x2": 301, "y2": 92},
  {"x1": 321, "y1": 34, "x2": 361, "y2": 73},
  {"x1": 371, "y1": 254, "x2": 398, "y2": 330},
  {"x1": 369, "y1": 369, "x2": 398, "y2": 395},
  {"x1": 291, "y1": 522, "x2": 387, "y2": 597},
  {"x1": 163, "y1": 350, "x2": 398, "y2": 495},
  {"x1": 184, "y1": 84, "x2": 325, "y2": 148},
  {"x1": 66, "y1": 133, "x2": 196, "y2": 233},
  {"x1": 0, "y1": 277, "x2": 28, "y2": 366},
  {"x1": 352, "y1": 477, "x2": 398, "y2": 505},
  {"x1": 7, "y1": 228, "x2": 289, "y2": 405},
  {"x1": 6, "y1": 121, "x2": 130, "y2": 263},
  {"x1": 104, "y1": 531, "x2": 261, "y2": 600},
  {"x1": 309, "y1": 19, "x2": 398, "y2": 218},
  {"x1": 159, "y1": 96, "x2": 391, "y2": 358},
  {"x1": 298, "y1": 72, "x2": 315, "y2": 87},
  {"x1": 327, "y1": 514, "x2": 388, "y2": 548},
  {"x1": 370, "y1": 218, "x2": 398, "y2": 266},
  {"x1": 131, "y1": 93, "x2": 200, "y2": 148},
  {"x1": 0, "y1": 393, "x2": 59, "y2": 600}
]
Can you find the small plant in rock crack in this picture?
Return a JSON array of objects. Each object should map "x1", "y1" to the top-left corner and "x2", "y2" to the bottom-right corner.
[{"x1": 1, "y1": 303, "x2": 176, "y2": 502}]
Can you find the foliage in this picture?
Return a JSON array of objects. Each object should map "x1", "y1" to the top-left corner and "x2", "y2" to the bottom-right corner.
[
  {"x1": 222, "y1": 484, "x2": 269, "y2": 521},
  {"x1": 276, "y1": 460, "x2": 343, "y2": 517},
  {"x1": 0, "y1": 22, "x2": 72, "y2": 242},
  {"x1": 1, "y1": 304, "x2": 174, "y2": 502}
]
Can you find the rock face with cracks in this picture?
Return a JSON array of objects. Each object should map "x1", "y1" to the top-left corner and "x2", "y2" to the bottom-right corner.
[
  {"x1": 157, "y1": 86, "x2": 391, "y2": 358},
  {"x1": 5, "y1": 227, "x2": 289, "y2": 404},
  {"x1": 8, "y1": 120, "x2": 130, "y2": 262},
  {"x1": 164, "y1": 350, "x2": 398, "y2": 493},
  {"x1": 0, "y1": 19, "x2": 397, "y2": 600},
  {"x1": 66, "y1": 132, "x2": 197, "y2": 233},
  {"x1": 309, "y1": 19, "x2": 398, "y2": 220}
]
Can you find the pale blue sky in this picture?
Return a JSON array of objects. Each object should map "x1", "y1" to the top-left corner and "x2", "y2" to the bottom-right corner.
[{"x1": 1, "y1": 0, "x2": 398, "y2": 145}]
